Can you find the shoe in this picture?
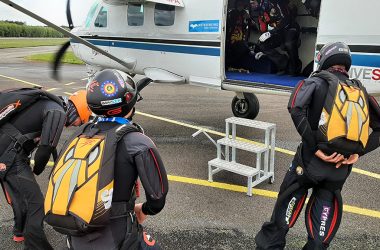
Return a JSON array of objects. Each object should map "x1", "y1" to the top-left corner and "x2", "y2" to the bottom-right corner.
[{"x1": 13, "y1": 235, "x2": 24, "y2": 243}]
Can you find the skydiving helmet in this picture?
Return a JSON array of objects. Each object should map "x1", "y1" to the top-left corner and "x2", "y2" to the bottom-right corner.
[
  {"x1": 86, "y1": 69, "x2": 138, "y2": 117},
  {"x1": 316, "y1": 42, "x2": 352, "y2": 71}
]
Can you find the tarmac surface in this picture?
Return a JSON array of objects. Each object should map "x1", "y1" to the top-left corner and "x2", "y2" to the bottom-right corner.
[{"x1": 0, "y1": 46, "x2": 379, "y2": 249}]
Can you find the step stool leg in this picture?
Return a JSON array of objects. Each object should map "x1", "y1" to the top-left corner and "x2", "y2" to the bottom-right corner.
[
  {"x1": 208, "y1": 164, "x2": 213, "y2": 182},
  {"x1": 232, "y1": 123, "x2": 237, "y2": 162},
  {"x1": 247, "y1": 176, "x2": 253, "y2": 196},
  {"x1": 270, "y1": 127, "x2": 276, "y2": 177},
  {"x1": 256, "y1": 152, "x2": 262, "y2": 177}
]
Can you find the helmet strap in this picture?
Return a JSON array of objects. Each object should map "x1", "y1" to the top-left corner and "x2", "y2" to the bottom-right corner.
[
  {"x1": 327, "y1": 67, "x2": 349, "y2": 77},
  {"x1": 129, "y1": 107, "x2": 136, "y2": 121}
]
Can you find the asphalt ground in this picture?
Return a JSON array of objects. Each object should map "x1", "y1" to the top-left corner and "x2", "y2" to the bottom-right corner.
[{"x1": 0, "y1": 47, "x2": 379, "y2": 249}]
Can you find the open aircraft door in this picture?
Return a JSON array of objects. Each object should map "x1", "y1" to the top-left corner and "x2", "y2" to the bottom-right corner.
[{"x1": 184, "y1": 0, "x2": 226, "y2": 89}]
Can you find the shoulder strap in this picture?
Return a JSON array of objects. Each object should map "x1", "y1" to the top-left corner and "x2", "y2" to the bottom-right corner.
[
  {"x1": 311, "y1": 70, "x2": 340, "y2": 85},
  {"x1": 0, "y1": 88, "x2": 64, "y2": 128},
  {"x1": 0, "y1": 123, "x2": 39, "y2": 152},
  {"x1": 345, "y1": 78, "x2": 364, "y2": 89},
  {"x1": 115, "y1": 124, "x2": 140, "y2": 142}
]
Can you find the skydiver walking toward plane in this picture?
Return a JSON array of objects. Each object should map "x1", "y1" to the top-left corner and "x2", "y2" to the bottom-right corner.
[{"x1": 255, "y1": 42, "x2": 380, "y2": 249}]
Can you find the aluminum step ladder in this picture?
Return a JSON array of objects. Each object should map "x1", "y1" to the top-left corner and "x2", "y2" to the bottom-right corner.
[{"x1": 208, "y1": 117, "x2": 276, "y2": 196}]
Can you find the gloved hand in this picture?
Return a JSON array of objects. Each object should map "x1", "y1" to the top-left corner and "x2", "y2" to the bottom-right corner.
[
  {"x1": 259, "y1": 32, "x2": 271, "y2": 42},
  {"x1": 33, "y1": 145, "x2": 54, "y2": 175},
  {"x1": 255, "y1": 52, "x2": 265, "y2": 60}
]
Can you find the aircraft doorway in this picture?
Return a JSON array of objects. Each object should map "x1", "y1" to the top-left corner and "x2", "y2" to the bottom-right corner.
[{"x1": 224, "y1": 0, "x2": 321, "y2": 90}]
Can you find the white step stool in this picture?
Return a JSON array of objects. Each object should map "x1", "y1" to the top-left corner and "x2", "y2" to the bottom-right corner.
[{"x1": 208, "y1": 117, "x2": 276, "y2": 196}]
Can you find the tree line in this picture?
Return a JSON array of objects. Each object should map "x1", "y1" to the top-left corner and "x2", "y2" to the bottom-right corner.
[{"x1": 0, "y1": 21, "x2": 65, "y2": 38}]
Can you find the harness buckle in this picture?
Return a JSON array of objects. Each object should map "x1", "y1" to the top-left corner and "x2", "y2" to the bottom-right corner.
[
  {"x1": 13, "y1": 142, "x2": 23, "y2": 153},
  {"x1": 129, "y1": 212, "x2": 134, "y2": 224}
]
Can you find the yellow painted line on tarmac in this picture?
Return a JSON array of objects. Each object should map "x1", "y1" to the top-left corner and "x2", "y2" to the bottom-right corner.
[
  {"x1": 136, "y1": 111, "x2": 296, "y2": 156},
  {"x1": 168, "y1": 175, "x2": 278, "y2": 198},
  {"x1": 65, "y1": 82, "x2": 76, "y2": 86},
  {"x1": 351, "y1": 168, "x2": 380, "y2": 179},
  {"x1": 81, "y1": 77, "x2": 88, "y2": 81},
  {"x1": 46, "y1": 88, "x2": 60, "y2": 92},
  {"x1": 0, "y1": 73, "x2": 378, "y2": 180},
  {"x1": 168, "y1": 175, "x2": 380, "y2": 219},
  {"x1": 136, "y1": 111, "x2": 379, "y2": 180},
  {"x1": 37, "y1": 161, "x2": 380, "y2": 219},
  {"x1": 31, "y1": 160, "x2": 54, "y2": 168},
  {"x1": 0, "y1": 74, "x2": 42, "y2": 88}
]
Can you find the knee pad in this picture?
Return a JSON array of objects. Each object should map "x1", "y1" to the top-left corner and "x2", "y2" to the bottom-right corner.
[
  {"x1": 274, "y1": 182, "x2": 308, "y2": 229},
  {"x1": 305, "y1": 188, "x2": 343, "y2": 247}
]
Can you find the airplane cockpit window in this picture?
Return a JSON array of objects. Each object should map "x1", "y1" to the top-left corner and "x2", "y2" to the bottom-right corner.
[
  {"x1": 95, "y1": 6, "x2": 108, "y2": 28},
  {"x1": 85, "y1": 2, "x2": 99, "y2": 28},
  {"x1": 128, "y1": 4, "x2": 144, "y2": 26},
  {"x1": 154, "y1": 4, "x2": 175, "y2": 26}
]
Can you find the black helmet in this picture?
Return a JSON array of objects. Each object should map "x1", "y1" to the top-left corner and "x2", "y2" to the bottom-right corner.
[
  {"x1": 86, "y1": 69, "x2": 137, "y2": 117},
  {"x1": 316, "y1": 42, "x2": 352, "y2": 71}
]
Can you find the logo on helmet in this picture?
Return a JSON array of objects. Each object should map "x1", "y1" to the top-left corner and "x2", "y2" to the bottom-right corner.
[
  {"x1": 107, "y1": 107, "x2": 122, "y2": 116},
  {"x1": 101, "y1": 81, "x2": 119, "y2": 97},
  {"x1": 88, "y1": 80, "x2": 100, "y2": 93},
  {"x1": 325, "y1": 46, "x2": 337, "y2": 56},
  {"x1": 101, "y1": 98, "x2": 122, "y2": 106}
]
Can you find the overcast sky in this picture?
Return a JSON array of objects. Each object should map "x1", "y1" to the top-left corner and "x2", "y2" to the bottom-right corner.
[{"x1": 0, "y1": 0, "x2": 96, "y2": 26}]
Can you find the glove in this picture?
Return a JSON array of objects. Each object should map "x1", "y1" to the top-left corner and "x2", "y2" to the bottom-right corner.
[
  {"x1": 33, "y1": 145, "x2": 53, "y2": 175},
  {"x1": 255, "y1": 52, "x2": 265, "y2": 60},
  {"x1": 259, "y1": 32, "x2": 271, "y2": 42}
]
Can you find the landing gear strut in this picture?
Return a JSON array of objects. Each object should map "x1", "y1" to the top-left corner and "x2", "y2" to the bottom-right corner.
[{"x1": 231, "y1": 93, "x2": 260, "y2": 120}]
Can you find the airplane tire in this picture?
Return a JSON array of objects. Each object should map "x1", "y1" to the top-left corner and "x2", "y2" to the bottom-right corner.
[{"x1": 231, "y1": 93, "x2": 260, "y2": 120}]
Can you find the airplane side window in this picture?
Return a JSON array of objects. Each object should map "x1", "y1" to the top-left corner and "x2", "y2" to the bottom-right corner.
[
  {"x1": 95, "y1": 6, "x2": 108, "y2": 28},
  {"x1": 85, "y1": 2, "x2": 99, "y2": 28},
  {"x1": 128, "y1": 4, "x2": 144, "y2": 26},
  {"x1": 154, "y1": 4, "x2": 175, "y2": 26}
]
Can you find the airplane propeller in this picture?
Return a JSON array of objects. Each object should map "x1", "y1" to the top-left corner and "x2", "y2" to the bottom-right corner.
[
  {"x1": 66, "y1": 0, "x2": 74, "y2": 30},
  {"x1": 136, "y1": 78, "x2": 153, "y2": 93},
  {"x1": 52, "y1": 0, "x2": 74, "y2": 80},
  {"x1": 0, "y1": 0, "x2": 134, "y2": 81}
]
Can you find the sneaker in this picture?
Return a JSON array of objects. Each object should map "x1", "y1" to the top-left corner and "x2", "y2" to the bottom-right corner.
[{"x1": 13, "y1": 235, "x2": 24, "y2": 243}]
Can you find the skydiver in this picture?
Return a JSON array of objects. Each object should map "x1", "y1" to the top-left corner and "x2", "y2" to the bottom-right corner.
[
  {"x1": 0, "y1": 89, "x2": 91, "y2": 249},
  {"x1": 255, "y1": 42, "x2": 380, "y2": 249}
]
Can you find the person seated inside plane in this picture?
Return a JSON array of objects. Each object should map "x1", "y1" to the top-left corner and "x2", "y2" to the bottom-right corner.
[
  {"x1": 303, "y1": 0, "x2": 321, "y2": 18},
  {"x1": 226, "y1": 0, "x2": 256, "y2": 72},
  {"x1": 254, "y1": 0, "x2": 302, "y2": 76}
]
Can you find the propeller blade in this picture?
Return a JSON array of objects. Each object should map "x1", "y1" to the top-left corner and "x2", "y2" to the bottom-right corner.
[
  {"x1": 66, "y1": 0, "x2": 74, "y2": 30},
  {"x1": 52, "y1": 41, "x2": 71, "y2": 81},
  {"x1": 0, "y1": 0, "x2": 134, "y2": 70},
  {"x1": 136, "y1": 78, "x2": 153, "y2": 93}
]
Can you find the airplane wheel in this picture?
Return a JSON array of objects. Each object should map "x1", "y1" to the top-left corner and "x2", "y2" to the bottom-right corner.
[{"x1": 232, "y1": 93, "x2": 260, "y2": 120}]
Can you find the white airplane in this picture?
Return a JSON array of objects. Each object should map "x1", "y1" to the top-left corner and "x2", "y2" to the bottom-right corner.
[{"x1": 1, "y1": 0, "x2": 380, "y2": 119}]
